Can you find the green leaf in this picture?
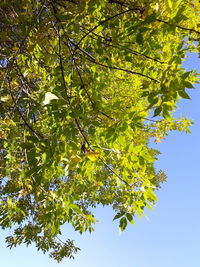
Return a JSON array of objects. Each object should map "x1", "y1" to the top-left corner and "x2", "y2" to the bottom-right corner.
[
  {"x1": 132, "y1": 145, "x2": 143, "y2": 154},
  {"x1": 147, "y1": 96, "x2": 159, "y2": 109},
  {"x1": 178, "y1": 90, "x2": 191, "y2": 99},
  {"x1": 119, "y1": 217, "x2": 128, "y2": 232},
  {"x1": 70, "y1": 204, "x2": 83, "y2": 215},
  {"x1": 42, "y1": 152, "x2": 47, "y2": 164},
  {"x1": 136, "y1": 33, "x2": 144, "y2": 45},
  {"x1": 126, "y1": 213, "x2": 134, "y2": 224},
  {"x1": 181, "y1": 71, "x2": 191, "y2": 79},
  {"x1": 184, "y1": 81, "x2": 194, "y2": 89},
  {"x1": 113, "y1": 212, "x2": 125, "y2": 221},
  {"x1": 144, "y1": 188, "x2": 157, "y2": 202},
  {"x1": 140, "y1": 150, "x2": 155, "y2": 162},
  {"x1": 162, "y1": 109, "x2": 171, "y2": 119},
  {"x1": 145, "y1": 13, "x2": 157, "y2": 24},
  {"x1": 153, "y1": 106, "x2": 162, "y2": 117}
]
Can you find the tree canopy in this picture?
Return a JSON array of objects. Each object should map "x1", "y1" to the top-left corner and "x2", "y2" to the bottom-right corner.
[{"x1": 0, "y1": 0, "x2": 199, "y2": 262}]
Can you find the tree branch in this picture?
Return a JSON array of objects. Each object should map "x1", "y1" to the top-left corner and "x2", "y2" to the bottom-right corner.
[
  {"x1": 57, "y1": 29, "x2": 71, "y2": 104},
  {"x1": 99, "y1": 157, "x2": 130, "y2": 186},
  {"x1": 74, "y1": 118, "x2": 90, "y2": 147},
  {"x1": 86, "y1": 57, "x2": 160, "y2": 83},
  {"x1": 76, "y1": 7, "x2": 144, "y2": 47},
  {"x1": 8, "y1": 80, "x2": 43, "y2": 139},
  {"x1": 63, "y1": 39, "x2": 115, "y2": 121},
  {"x1": 108, "y1": 0, "x2": 128, "y2": 7},
  {"x1": 79, "y1": 26, "x2": 166, "y2": 64},
  {"x1": 52, "y1": 4, "x2": 71, "y2": 104},
  {"x1": 157, "y1": 19, "x2": 200, "y2": 35}
]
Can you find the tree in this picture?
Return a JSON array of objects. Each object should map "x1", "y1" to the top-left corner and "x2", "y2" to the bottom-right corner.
[{"x1": 0, "y1": 0, "x2": 199, "y2": 262}]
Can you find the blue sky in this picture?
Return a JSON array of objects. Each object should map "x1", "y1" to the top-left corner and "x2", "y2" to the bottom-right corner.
[{"x1": 1, "y1": 53, "x2": 200, "y2": 267}]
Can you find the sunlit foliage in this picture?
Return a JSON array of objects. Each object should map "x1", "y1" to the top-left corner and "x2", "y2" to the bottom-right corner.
[{"x1": 0, "y1": 0, "x2": 199, "y2": 261}]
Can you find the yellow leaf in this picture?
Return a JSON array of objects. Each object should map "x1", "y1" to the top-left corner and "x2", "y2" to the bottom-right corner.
[
  {"x1": 1, "y1": 95, "x2": 11, "y2": 102},
  {"x1": 11, "y1": 80, "x2": 18, "y2": 88},
  {"x1": 72, "y1": 156, "x2": 82, "y2": 164},
  {"x1": 86, "y1": 150, "x2": 100, "y2": 161},
  {"x1": 167, "y1": 0, "x2": 172, "y2": 10}
]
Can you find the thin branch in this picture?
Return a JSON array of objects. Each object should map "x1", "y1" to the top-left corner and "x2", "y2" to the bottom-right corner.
[
  {"x1": 74, "y1": 118, "x2": 90, "y2": 147},
  {"x1": 143, "y1": 117, "x2": 158, "y2": 123},
  {"x1": 108, "y1": 0, "x2": 128, "y2": 7},
  {"x1": 76, "y1": 7, "x2": 144, "y2": 47},
  {"x1": 58, "y1": 30, "x2": 71, "y2": 104},
  {"x1": 16, "y1": 64, "x2": 33, "y2": 96},
  {"x1": 23, "y1": 128, "x2": 28, "y2": 163},
  {"x1": 52, "y1": 4, "x2": 71, "y2": 104},
  {"x1": 98, "y1": 111, "x2": 115, "y2": 120},
  {"x1": 8, "y1": 80, "x2": 43, "y2": 139},
  {"x1": 36, "y1": 0, "x2": 50, "y2": 22},
  {"x1": 110, "y1": 44, "x2": 165, "y2": 64},
  {"x1": 55, "y1": 0, "x2": 78, "y2": 9},
  {"x1": 51, "y1": 4, "x2": 95, "y2": 146},
  {"x1": 80, "y1": 26, "x2": 166, "y2": 64},
  {"x1": 99, "y1": 157, "x2": 130, "y2": 186},
  {"x1": 63, "y1": 38, "x2": 115, "y2": 121},
  {"x1": 70, "y1": 36, "x2": 160, "y2": 82},
  {"x1": 157, "y1": 19, "x2": 200, "y2": 35},
  {"x1": 56, "y1": 237, "x2": 66, "y2": 245},
  {"x1": 0, "y1": 34, "x2": 28, "y2": 92},
  {"x1": 73, "y1": 58, "x2": 115, "y2": 120},
  {"x1": 86, "y1": 57, "x2": 160, "y2": 83},
  {"x1": 67, "y1": 41, "x2": 94, "y2": 105},
  {"x1": 66, "y1": 39, "x2": 96, "y2": 62},
  {"x1": 1, "y1": 1, "x2": 48, "y2": 92}
]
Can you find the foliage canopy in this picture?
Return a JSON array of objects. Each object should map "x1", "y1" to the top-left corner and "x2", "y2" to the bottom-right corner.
[{"x1": 0, "y1": 0, "x2": 199, "y2": 261}]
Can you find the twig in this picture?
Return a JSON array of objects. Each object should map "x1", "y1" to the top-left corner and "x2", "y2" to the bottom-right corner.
[
  {"x1": 143, "y1": 117, "x2": 158, "y2": 122},
  {"x1": 58, "y1": 29, "x2": 71, "y2": 104},
  {"x1": 51, "y1": 4, "x2": 93, "y2": 147},
  {"x1": 64, "y1": 38, "x2": 115, "y2": 121},
  {"x1": 108, "y1": 0, "x2": 128, "y2": 7},
  {"x1": 79, "y1": 26, "x2": 165, "y2": 64},
  {"x1": 86, "y1": 58, "x2": 160, "y2": 83},
  {"x1": 1, "y1": 1, "x2": 49, "y2": 94},
  {"x1": 8, "y1": 80, "x2": 43, "y2": 139},
  {"x1": 157, "y1": 19, "x2": 200, "y2": 35},
  {"x1": 23, "y1": 128, "x2": 28, "y2": 163},
  {"x1": 51, "y1": 5, "x2": 71, "y2": 104},
  {"x1": 76, "y1": 8, "x2": 144, "y2": 47},
  {"x1": 74, "y1": 118, "x2": 90, "y2": 147},
  {"x1": 65, "y1": 39, "x2": 96, "y2": 62},
  {"x1": 36, "y1": 0, "x2": 50, "y2": 22},
  {"x1": 99, "y1": 157, "x2": 130, "y2": 186}
]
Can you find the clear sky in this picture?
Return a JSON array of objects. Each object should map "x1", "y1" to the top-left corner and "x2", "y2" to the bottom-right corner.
[{"x1": 1, "y1": 53, "x2": 200, "y2": 267}]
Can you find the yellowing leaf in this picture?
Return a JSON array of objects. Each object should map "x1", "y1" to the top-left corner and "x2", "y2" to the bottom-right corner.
[
  {"x1": 167, "y1": 0, "x2": 172, "y2": 10},
  {"x1": 11, "y1": 81, "x2": 18, "y2": 88},
  {"x1": 1, "y1": 95, "x2": 11, "y2": 102},
  {"x1": 86, "y1": 150, "x2": 100, "y2": 161},
  {"x1": 72, "y1": 156, "x2": 82, "y2": 164},
  {"x1": 43, "y1": 92, "x2": 58, "y2": 105}
]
